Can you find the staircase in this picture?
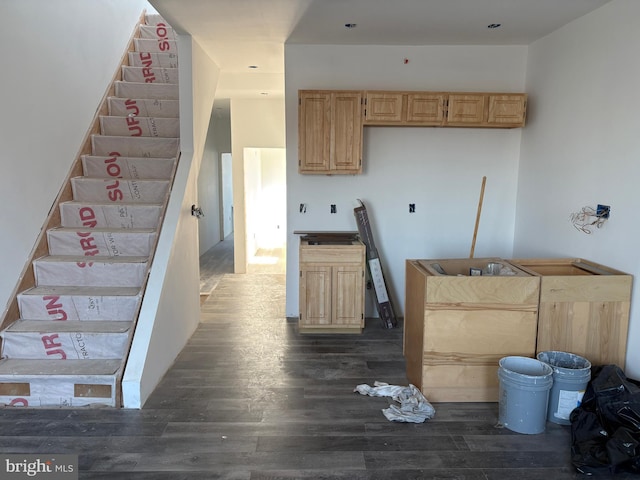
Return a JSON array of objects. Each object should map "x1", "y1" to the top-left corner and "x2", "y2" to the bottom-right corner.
[{"x1": 0, "y1": 14, "x2": 179, "y2": 408}]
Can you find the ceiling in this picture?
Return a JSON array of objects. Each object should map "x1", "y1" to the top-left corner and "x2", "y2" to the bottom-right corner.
[{"x1": 150, "y1": 0, "x2": 611, "y2": 102}]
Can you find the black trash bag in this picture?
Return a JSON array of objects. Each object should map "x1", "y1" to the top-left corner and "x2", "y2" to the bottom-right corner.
[{"x1": 570, "y1": 364, "x2": 640, "y2": 475}]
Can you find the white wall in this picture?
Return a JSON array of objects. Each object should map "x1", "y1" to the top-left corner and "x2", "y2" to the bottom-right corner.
[
  {"x1": 0, "y1": 0, "x2": 148, "y2": 315},
  {"x1": 284, "y1": 45, "x2": 527, "y2": 317},
  {"x1": 516, "y1": 0, "x2": 640, "y2": 378},
  {"x1": 230, "y1": 98, "x2": 286, "y2": 272},
  {"x1": 198, "y1": 112, "x2": 227, "y2": 254},
  {"x1": 123, "y1": 37, "x2": 220, "y2": 407},
  {"x1": 221, "y1": 152, "x2": 234, "y2": 238}
]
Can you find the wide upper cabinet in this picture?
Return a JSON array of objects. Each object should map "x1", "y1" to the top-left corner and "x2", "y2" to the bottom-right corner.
[
  {"x1": 298, "y1": 90, "x2": 363, "y2": 175},
  {"x1": 447, "y1": 93, "x2": 527, "y2": 128},
  {"x1": 364, "y1": 91, "x2": 446, "y2": 126}
]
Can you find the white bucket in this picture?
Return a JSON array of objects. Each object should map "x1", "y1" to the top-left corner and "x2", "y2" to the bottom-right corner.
[{"x1": 537, "y1": 351, "x2": 591, "y2": 425}]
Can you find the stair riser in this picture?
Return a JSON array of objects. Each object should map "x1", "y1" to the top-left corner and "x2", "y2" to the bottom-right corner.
[
  {"x1": 33, "y1": 261, "x2": 147, "y2": 288},
  {"x1": 71, "y1": 178, "x2": 169, "y2": 203},
  {"x1": 100, "y1": 116, "x2": 179, "y2": 138},
  {"x1": 18, "y1": 293, "x2": 139, "y2": 321},
  {"x1": 115, "y1": 81, "x2": 178, "y2": 100},
  {"x1": 82, "y1": 156, "x2": 176, "y2": 180},
  {"x1": 59, "y1": 203, "x2": 163, "y2": 229},
  {"x1": 47, "y1": 230, "x2": 156, "y2": 257},
  {"x1": 1, "y1": 332, "x2": 129, "y2": 360},
  {"x1": 0, "y1": 377, "x2": 116, "y2": 407},
  {"x1": 128, "y1": 51, "x2": 178, "y2": 69},
  {"x1": 108, "y1": 97, "x2": 179, "y2": 118},
  {"x1": 122, "y1": 66, "x2": 178, "y2": 84},
  {"x1": 134, "y1": 38, "x2": 177, "y2": 54},
  {"x1": 139, "y1": 24, "x2": 177, "y2": 40},
  {"x1": 92, "y1": 135, "x2": 179, "y2": 158}
]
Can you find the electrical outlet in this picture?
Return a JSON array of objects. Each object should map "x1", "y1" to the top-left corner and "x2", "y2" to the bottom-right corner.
[{"x1": 597, "y1": 204, "x2": 610, "y2": 219}]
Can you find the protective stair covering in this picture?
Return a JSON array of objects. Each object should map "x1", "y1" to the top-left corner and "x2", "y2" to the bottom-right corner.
[{"x1": 0, "y1": 14, "x2": 179, "y2": 408}]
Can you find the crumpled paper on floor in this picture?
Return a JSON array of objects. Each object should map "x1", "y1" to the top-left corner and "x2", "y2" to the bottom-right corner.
[{"x1": 354, "y1": 381, "x2": 436, "y2": 423}]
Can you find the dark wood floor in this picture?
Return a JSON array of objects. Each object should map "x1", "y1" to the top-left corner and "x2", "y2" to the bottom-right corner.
[{"x1": 0, "y1": 238, "x2": 630, "y2": 479}]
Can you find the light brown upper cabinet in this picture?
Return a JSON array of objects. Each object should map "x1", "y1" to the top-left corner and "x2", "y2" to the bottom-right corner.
[
  {"x1": 298, "y1": 90, "x2": 363, "y2": 175},
  {"x1": 298, "y1": 89, "x2": 526, "y2": 175},
  {"x1": 447, "y1": 93, "x2": 527, "y2": 128},
  {"x1": 364, "y1": 91, "x2": 446, "y2": 126}
]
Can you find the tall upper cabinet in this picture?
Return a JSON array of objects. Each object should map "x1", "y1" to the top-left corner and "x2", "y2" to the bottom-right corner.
[{"x1": 298, "y1": 90, "x2": 363, "y2": 175}]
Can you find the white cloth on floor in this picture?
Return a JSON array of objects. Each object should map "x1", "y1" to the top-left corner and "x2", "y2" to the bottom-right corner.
[{"x1": 354, "y1": 381, "x2": 436, "y2": 423}]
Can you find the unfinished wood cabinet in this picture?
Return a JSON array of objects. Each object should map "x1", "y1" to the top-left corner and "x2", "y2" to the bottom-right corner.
[
  {"x1": 447, "y1": 93, "x2": 527, "y2": 127},
  {"x1": 406, "y1": 93, "x2": 446, "y2": 125},
  {"x1": 509, "y1": 258, "x2": 632, "y2": 369},
  {"x1": 404, "y1": 258, "x2": 539, "y2": 402},
  {"x1": 298, "y1": 90, "x2": 363, "y2": 174},
  {"x1": 364, "y1": 91, "x2": 403, "y2": 123},
  {"x1": 364, "y1": 91, "x2": 446, "y2": 126},
  {"x1": 299, "y1": 238, "x2": 365, "y2": 333}
]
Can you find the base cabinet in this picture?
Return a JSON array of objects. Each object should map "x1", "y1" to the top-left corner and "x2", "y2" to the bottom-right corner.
[
  {"x1": 299, "y1": 239, "x2": 365, "y2": 333},
  {"x1": 404, "y1": 259, "x2": 539, "y2": 402},
  {"x1": 509, "y1": 258, "x2": 632, "y2": 369}
]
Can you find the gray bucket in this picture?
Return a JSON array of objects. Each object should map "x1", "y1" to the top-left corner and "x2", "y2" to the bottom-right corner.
[
  {"x1": 537, "y1": 351, "x2": 591, "y2": 425},
  {"x1": 498, "y1": 356, "x2": 554, "y2": 434}
]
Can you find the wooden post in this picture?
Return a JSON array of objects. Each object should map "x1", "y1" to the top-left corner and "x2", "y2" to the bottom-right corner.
[{"x1": 469, "y1": 176, "x2": 486, "y2": 258}]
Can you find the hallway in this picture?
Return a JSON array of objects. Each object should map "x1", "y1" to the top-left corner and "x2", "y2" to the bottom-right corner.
[{"x1": 0, "y1": 250, "x2": 620, "y2": 478}]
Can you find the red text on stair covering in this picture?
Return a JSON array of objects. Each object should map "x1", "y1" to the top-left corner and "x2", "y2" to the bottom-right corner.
[
  {"x1": 41, "y1": 334, "x2": 67, "y2": 360},
  {"x1": 143, "y1": 66, "x2": 156, "y2": 83},
  {"x1": 75, "y1": 206, "x2": 99, "y2": 267},
  {"x1": 157, "y1": 23, "x2": 171, "y2": 51},
  {"x1": 125, "y1": 98, "x2": 140, "y2": 117},
  {"x1": 126, "y1": 115, "x2": 143, "y2": 136},
  {"x1": 104, "y1": 152, "x2": 124, "y2": 202},
  {"x1": 138, "y1": 52, "x2": 154, "y2": 69},
  {"x1": 42, "y1": 295, "x2": 68, "y2": 321}
]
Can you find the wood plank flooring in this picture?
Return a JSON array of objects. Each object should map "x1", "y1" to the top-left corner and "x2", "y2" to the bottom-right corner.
[{"x1": 0, "y1": 244, "x2": 631, "y2": 479}]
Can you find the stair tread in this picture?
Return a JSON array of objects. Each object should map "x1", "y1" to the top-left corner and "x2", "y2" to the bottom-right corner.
[
  {"x1": 99, "y1": 115, "x2": 178, "y2": 120},
  {"x1": 60, "y1": 200, "x2": 164, "y2": 207},
  {"x1": 0, "y1": 358, "x2": 120, "y2": 376},
  {"x1": 35, "y1": 255, "x2": 148, "y2": 263},
  {"x1": 49, "y1": 227, "x2": 156, "y2": 234},
  {"x1": 5, "y1": 320, "x2": 131, "y2": 333},
  {"x1": 91, "y1": 134, "x2": 179, "y2": 141},
  {"x1": 20, "y1": 285, "x2": 140, "y2": 296},
  {"x1": 5, "y1": 320, "x2": 132, "y2": 334},
  {"x1": 115, "y1": 80, "x2": 178, "y2": 86},
  {"x1": 71, "y1": 176, "x2": 171, "y2": 183},
  {"x1": 82, "y1": 154, "x2": 177, "y2": 161}
]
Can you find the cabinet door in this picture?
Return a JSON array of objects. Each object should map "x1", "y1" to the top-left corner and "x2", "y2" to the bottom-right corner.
[
  {"x1": 406, "y1": 93, "x2": 446, "y2": 125},
  {"x1": 332, "y1": 265, "x2": 364, "y2": 326},
  {"x1": 298, "y1": 92, "x2": 331, "y2": 173},
  {"x1": 365, "y1": 92, "x2": 403, "y2": 123},
  {"x1": 331, "y1": 92, "x2": 363, "y2": 173},
  {"x1": 300, "y1": 265, "x2": 332, "y2": 325},
  {"x1": 488, "y1": 94, "x2": 527, "y2": 126},
  {"x1": 447, "y1": 94, "x2": 486, "y2": 125}
]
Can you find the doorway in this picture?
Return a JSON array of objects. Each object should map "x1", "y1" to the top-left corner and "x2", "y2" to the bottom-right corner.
[{"x1": 244, "y1": 147, "x2": 286, "y2": 274}]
